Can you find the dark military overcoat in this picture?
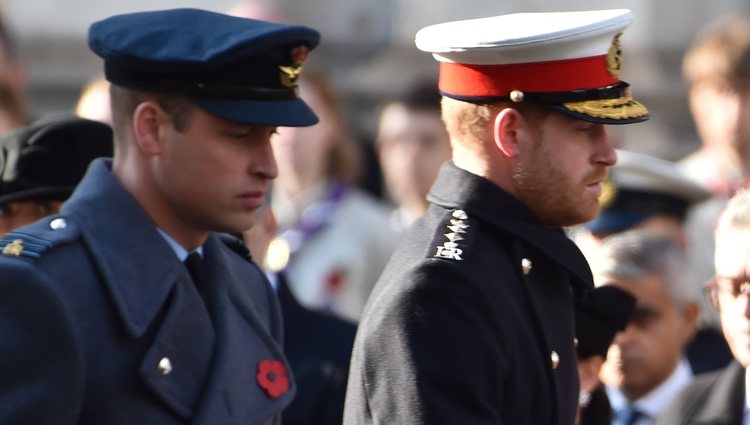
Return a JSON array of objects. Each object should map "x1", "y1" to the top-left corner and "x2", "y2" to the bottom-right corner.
[
  {"x1": 0, "y1": 159, "x2": 293, "y2": 424},
  {"x1": 343, "y1": 162, "x2": 593, "y2": 425}
]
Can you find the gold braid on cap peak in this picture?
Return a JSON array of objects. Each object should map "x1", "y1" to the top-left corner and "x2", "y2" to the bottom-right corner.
[{"x1": 563, "y1": 97, "x2": 649, "y2": 120}]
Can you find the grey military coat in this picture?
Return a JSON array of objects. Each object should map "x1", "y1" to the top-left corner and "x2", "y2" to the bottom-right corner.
[
  {"x1": 0, "y1": 159, "x2": 293, "y2": 424},
  {"x1": 343, "y1": 162, "x2": 593, "y2": 425}
]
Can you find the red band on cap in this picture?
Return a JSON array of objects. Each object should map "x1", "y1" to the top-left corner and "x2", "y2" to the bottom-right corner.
[{"x1": 439, "y1": 55, "x2": 619, "y2": 98}]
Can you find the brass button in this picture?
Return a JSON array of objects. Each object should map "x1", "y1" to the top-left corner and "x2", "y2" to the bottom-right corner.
[
  {"x1": 550, "y1": 351, "x2": 560, "y2": 369},
  {"x1": 158, "y1": 357, "x2": 173, "y2": 375},
  {"x1": 521, "y1": 258, "x2": 532, "y2": 275},
  {"x1": 510, "y1": 90, "x2": 525, "y2": 103}
]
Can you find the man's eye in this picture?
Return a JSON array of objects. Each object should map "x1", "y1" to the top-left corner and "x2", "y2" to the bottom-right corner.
[{"x1": 630, "y1": 309, "x2": 658, "y2": 328}]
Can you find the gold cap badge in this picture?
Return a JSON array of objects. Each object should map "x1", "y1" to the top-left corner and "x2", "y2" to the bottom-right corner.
[
  {"x1": 606, "y1": 33, "x2": 623, "y2": 78},
  {"x1": 280, "y1": 45, "x2": 309, "y2": 88}
]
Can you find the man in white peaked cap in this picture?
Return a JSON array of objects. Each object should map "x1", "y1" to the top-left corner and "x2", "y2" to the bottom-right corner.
[{"x1": 344, "y1": 9, "x2": 649, "y2": 425}]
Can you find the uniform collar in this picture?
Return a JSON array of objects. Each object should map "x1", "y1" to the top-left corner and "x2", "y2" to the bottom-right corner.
[
  {"x1": 156, "y1": 227, "x2": 203, "y2": 261},
  {"x1": 427, "y1": 161, "x2": 594, "y2": 293},
  {"x1": 62, "y1": 159, "x2": 194, "y2": 337}
]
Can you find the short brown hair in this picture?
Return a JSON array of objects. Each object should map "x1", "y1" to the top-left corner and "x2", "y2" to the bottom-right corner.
[
  {"x1": 683, "y1": 15, "x2": 750, "y2": 89},
  {"x1": 440, "y1": 97, "x2": 551, "y2": 147},
  {"x1": 109, "y1": 85, "x2": 194, "y2": 148}
]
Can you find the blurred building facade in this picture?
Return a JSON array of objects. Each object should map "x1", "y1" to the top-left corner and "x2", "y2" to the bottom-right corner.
[{"x1": 4, "y1": 0, "x2": 750, "y2": 159}]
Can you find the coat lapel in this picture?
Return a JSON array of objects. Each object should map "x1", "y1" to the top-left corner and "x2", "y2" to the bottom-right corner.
[
  {"x1": 192, "y1": 236, "x2": 295, "y2": 425},
  {"x1": 138, "y1": 276, "x2": 215, "y2": 419},
  {"x1": 691, "y1": 361, "x2": 745, "y2": 425},
  {"x1": 63, "y1": 160, "x2": 220, "y2": 419}
]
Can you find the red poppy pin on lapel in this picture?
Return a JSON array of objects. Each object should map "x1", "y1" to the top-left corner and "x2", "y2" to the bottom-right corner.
[{"x1": 257, "y1": 359, "x2": 289, "y2": 398}]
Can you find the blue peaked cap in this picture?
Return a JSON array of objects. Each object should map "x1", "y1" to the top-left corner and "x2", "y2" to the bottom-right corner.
[{"x1": 88, "y1": 8, "x2": 320, "y2": 126}]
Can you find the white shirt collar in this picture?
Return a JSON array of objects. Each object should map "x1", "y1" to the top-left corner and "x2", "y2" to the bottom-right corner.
[
  {"x1": 156, "y1": 228, "x2": 202, "y2": 262},
  {"x1": 608, "y1": 358, "x2": 693, "y2": 424}
]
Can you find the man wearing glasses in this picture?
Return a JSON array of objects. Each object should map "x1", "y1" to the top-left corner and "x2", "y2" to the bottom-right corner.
[{"x1": 657, "y1": 190, "x2": 750, "y2": 425}]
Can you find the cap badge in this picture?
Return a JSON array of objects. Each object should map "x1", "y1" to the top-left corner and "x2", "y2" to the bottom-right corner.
[
  {"x1": 280, "y1": 45, "x2": 310, "y2": 88},
  {"x1": 606, "y1": 33, "x2": 623, "y2": 78},
  {"x1": 598, "y1": 179, "x2": 618, "y2": 208}
]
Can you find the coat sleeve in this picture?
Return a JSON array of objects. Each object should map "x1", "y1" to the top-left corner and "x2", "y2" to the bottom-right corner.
[
  {"x1": 353, "y1": 260, "x2": 509, "y2": 425},
  {"x1": 0, "y1": 261, "x2": 84, "y2": 424}
]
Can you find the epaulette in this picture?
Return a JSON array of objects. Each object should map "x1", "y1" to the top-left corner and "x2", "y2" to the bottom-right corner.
[
  {"x1": 217, "y1": 232, "x2": 252, "y2": 262},
  {"x1": 0, "y1": 216, "x2": 77, "y2": 260},
  {"x1": 429, "y1": 209, "x2": 476, "y2": 262}
]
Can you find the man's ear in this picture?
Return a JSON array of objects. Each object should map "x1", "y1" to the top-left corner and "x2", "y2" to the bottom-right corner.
[
  {"x1": 493, "y1": 107, "x2": 525, "y2": 158},
  {"x1": 680, "y1": 301, "x2": 701, "y2": 343},
  {"x1": 133, "y1": 101, "x2": 166, "y2": 156}
]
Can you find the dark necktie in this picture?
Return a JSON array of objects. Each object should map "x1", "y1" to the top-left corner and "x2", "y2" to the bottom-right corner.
[
  {"x1": 617, "y1": 405, "x2": 645, "y2": 425},
  {"x1": 184, "y1": 252, "x2": 210, "y2": 304}
]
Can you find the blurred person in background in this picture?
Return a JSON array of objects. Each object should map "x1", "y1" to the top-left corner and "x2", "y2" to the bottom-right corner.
[
  {"x1": 680, "y1": 15, "x2": 750, "y2": 197},
  {"x1": 575, "y1": 285, "x2": 636, "y2": 425},
  {"x1": 375, "y1": 79, "x2": 451, "y2": 233},
  {"x1": 656, "y1": 190, "x2": 750, "y2": 425},
  {"x1": 75, "y1": 74, "x2": 111, "y2": 125},
  {"x1": 591, "y1": 231, "x2": 701, "y2": 425},
  {"x1": 0, "y1": 17, "x2": 27, "y2": 131},
  {"x1": 0, "y1": 115, "x2": 112, "y2": 234},
  {"x1": 267, "y1": 70, "x2": 397, "y2": 323},
  {"x1": 680, "y1": 16, "x2": 750, "y2": 345},
  {"x1": 572, "y1": 149, "x2": 732, "y2": 376}
]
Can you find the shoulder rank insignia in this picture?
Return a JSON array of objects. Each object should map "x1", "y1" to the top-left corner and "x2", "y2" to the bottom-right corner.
[
  {"x1": 434, "y1": 209, "x2": 470, "y2": 261},
  {"x1": 0, "y1": 232, "x2": 54, "y2": 259}
]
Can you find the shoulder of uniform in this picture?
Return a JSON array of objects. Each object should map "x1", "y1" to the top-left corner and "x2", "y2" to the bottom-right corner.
[
  {"x1": 216, "y1": 232, "x2": 252, "y2": 262},
  {"x1": 428, "y1": 208, "x2": 477, "y2": 262},
  {"x1": 0, "y1": 215, "x2": 79, "y2": 261}
]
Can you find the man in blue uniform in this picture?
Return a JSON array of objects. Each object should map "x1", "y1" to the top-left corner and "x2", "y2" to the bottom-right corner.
[
  {"x1": 344, "y1": 9, "x2": 650, "y2": 425},
  {"x1": 0, "y1": 8, "x2": 319, "y2": 425}
]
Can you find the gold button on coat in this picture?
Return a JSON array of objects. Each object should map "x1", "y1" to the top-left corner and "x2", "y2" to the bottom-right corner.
[
  {"x1": 550, "y1": 351, "x2": 560, "y2": 369},
  {"x1": 521, "y1": 258, "x2": 532, "y2": 275}
]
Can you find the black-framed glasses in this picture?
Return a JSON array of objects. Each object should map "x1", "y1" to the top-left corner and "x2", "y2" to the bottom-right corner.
[{"x1": 704, "y1": 274, "x2": 750, "y2": 311}]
